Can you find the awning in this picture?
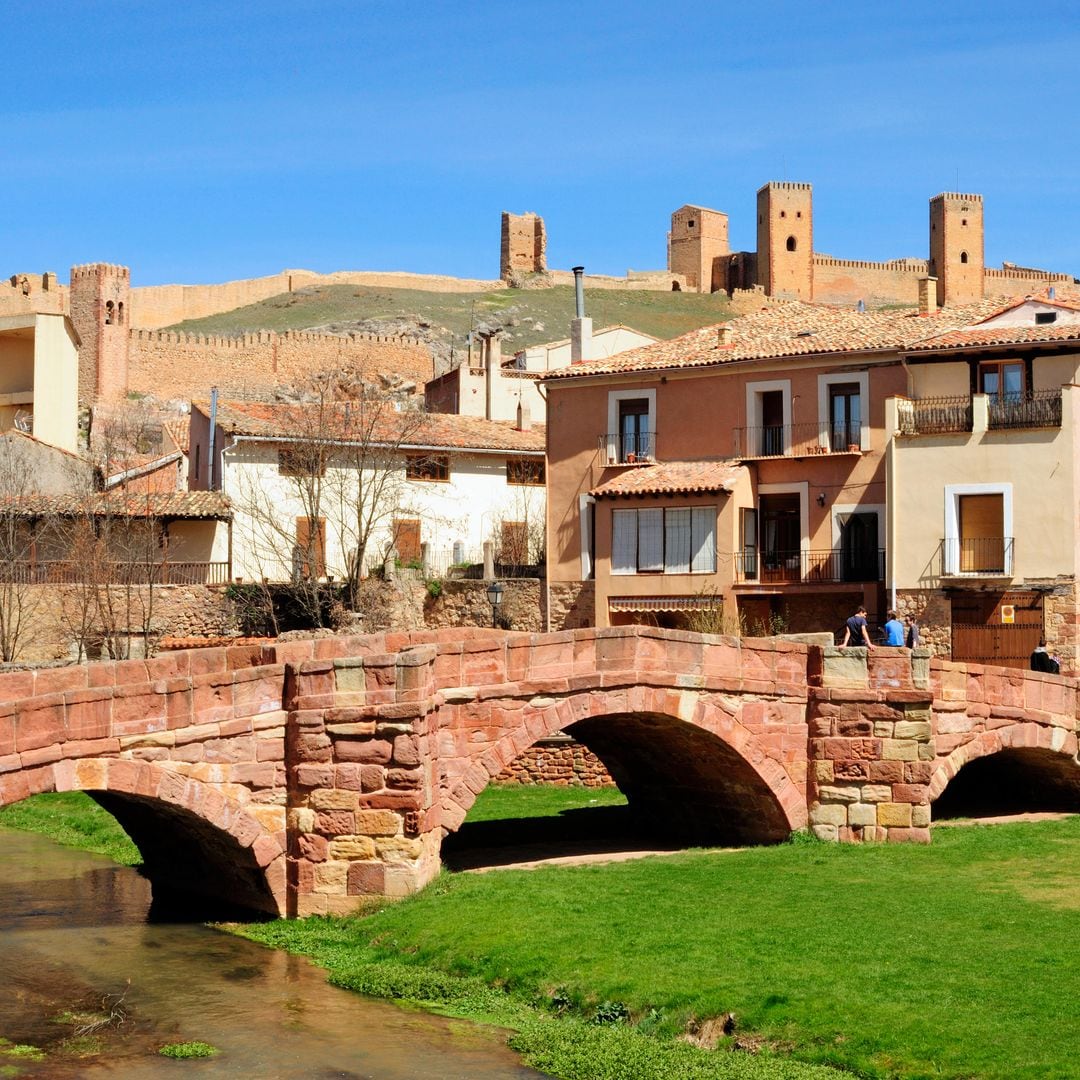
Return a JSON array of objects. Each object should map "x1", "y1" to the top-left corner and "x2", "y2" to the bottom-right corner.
[{"x1": 608, "y1": 595, "x2": 722, "y2": 613}]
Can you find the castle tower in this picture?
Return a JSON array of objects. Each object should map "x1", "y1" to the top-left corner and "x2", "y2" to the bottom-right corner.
[
  {"x1": 667, "y1": 205, "x2": 729, "y2": 293},
  {"x1": 69, "y1": 263, "x2": 131, "y2": 404},
  {"x1": 929, "y1": 193, "x2": 984, "y2": 307},
  {"x1": 756, "y1": 182, "x2": 813, "y2": 300},
  {"x1": 500, "y1": 212, "x2": 546, "y2": 281}
]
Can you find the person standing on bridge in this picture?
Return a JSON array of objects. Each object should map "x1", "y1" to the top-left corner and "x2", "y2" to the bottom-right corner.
[
  {"x1": 1031, "y1": 640, "x2": 1060, "y2": 674},
  {"x1": 883, "y1": 610, "x2": 904, "y2": 647},
  {"x1": 840, "y1": 605, "x2": 873, "y2": 648}
]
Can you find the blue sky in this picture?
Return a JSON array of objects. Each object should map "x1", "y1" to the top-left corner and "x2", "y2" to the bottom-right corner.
[{"x1": 6, "y1": 2, "x2": 1079, "y2": 286}]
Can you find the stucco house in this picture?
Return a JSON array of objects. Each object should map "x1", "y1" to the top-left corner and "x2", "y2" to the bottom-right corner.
[
  {"x1": 543, "y1": 285, "x2": 1080, "y2": 670},
  {"x1": 188, "y1": 400, "x2": 545, "y2": 583}
]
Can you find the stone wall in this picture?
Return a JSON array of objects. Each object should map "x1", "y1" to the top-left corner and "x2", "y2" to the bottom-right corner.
[
  {"x1": 895, "y1": 590, "x2": 953, "y2": 657},
  {"x1": 494, "y1": 737, "x2": 614, "y2": 786},
  {"x1": 544, "y1": 580, "x2": 596, "y2": 631},
  {"x1": 422, "y1": 578, "x2": 542, "y2": 632},
  {"x1": 126, "y1": 329, "x2": 432, "y2": 401}
]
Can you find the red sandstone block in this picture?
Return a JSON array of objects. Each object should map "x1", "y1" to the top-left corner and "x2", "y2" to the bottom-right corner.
[
  {"x1": 273, "y1": 640, "x2": 316, "y2": 666},
  {"x1": 231, "y1": 762, "x2": 277, "y2": 788},
  {"x1": 904, "y1": 761, "x2": 935, "y2": 783},
  {"x1": 892, "y1": 783, "x2": 928, "y2": 804},
  {"x1": 386, "y1": 767, "x2": 422, "y2": 790},
  {"x1": 292, "y1": 832, "x2": 328, "y2": 861},
  {"x1": 15, "y1": 696, "x2": 65, "y2": 753},
  {"x1": 0, "y1": 669, "x2": 34, "y2": 702},
  {"x1": 294, "y1": 763, "x2": 334, "y2": 789},
  {"x1": 228, "y1": 813, "x2": 262, "y2": 848},
  {"x1": 188, "y1": 648, "x2": 227, "y2": 676},
  {"x1": 334, "y1": 739, "x2": 393, "y2": 765},
  {"x1": 832, "y1": 759, "x2": 871, "y2": 781},
  {"x1": 0, "y1": 715, "x2": 13, "y2": 757},
  {"x1": 33, "y1": 666, "x2": 88, "y2": 696},
  {"x1": 145, "y1": 653, "x2": 188, "y2": 682},
  {"x1": 111, "y1": 689, "x2": 166, "y2": 734},
  {"x1": 316, "y1": 810, "x2": 355, "y2": 836},
  {"x1": 294, "y1": 732, "x2": 333, "y2": 761},
  {"x1": 256, "y1": 738, "x2": 285, "y2": 762},
  {"x1": 886, "y1": 827, "x2": 931, "y2": 844},
  {"x1": 361, "y1": 765, "x2": 385, "y2": 792},
  {"x1": 61, "y1": 737, "x2": 121, "y2": 760},
  {"x1": 157, "y1": 770, "x2": 188, "y2": 806},
  {"x1": 253, "y1": 833, "x2": 284, "y2": 868},
  {"x1": 867, "y1": 759, "x2": 904, "y2": 783},
  {"x1": 347, "y1": 861, "x2": 386, "y2": 896},
  {"x1": 20, "y1": 742, "x2": 62, "y2": 768},
  {"x1": 112, "y1": 659, "x2": 150, "y2": 686},
  {"x1": 391, "y1": 734, "x2": 421, "y2": 767},
  {"x1": 0, "y1": 769, "x2": 31, "y2": 805},
  {"x1": 106, "y1": 759, "x2": 144, "y2": 794},
  {"x1": 357, "y1": 790, "x2": 422, "y2": 811},
  {"x1": 217, "y1": 717, "x2": 254, "y2": 739},
  {"x1": 225, "y1": 645, "x2": 264, "y2": 669},
  {"x1": 204, "y1": 736, "x2": 256, "y2": 765},
  {"x1": 0, "y1": 752, "x2": 20, "y2": 774},
  {"x1": 86, "y1": 663, "x2": 117, "y2": 688}
]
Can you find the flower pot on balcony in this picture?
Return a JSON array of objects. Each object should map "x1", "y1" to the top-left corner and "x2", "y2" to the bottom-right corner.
[{"x1": 848, "y1": 443, "x2": 860, "y2": 453}]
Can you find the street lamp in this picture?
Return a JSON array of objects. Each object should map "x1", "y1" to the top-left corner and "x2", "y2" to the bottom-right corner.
[{"x1": 486, "y1": 580, "x2": 504, "y2": 628}]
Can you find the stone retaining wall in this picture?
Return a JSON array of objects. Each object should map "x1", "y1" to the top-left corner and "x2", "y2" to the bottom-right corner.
[{"x1": 494, "y1": 737, "x2": 614, "y2": 786}]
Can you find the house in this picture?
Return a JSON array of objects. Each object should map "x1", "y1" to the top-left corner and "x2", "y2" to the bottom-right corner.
[
  {"x1": 188, "y1": 400, "x2": 545, "y2": 582},
  {"x1": 886, "y1": 290, "x2": 1080, "y2": 672},
  {"x1": 425, "y1": 324, "x2": 657, "y2": 425},
  {"x1": 543, "y1": 287, "x2": 1026, "y2": 639}
]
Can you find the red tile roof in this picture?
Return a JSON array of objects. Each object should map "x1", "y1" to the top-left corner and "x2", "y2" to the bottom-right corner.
[
  {"x1": 200, "y1": 401, "x2": 545, "y2": 453},
  {"x1": 162, "y1": 418, "x2": 191, "y2": 454},
  {"x1": 2, "y1": 491, "x2": 231, "y2": 519},
  {"x1": 590, "y1": 460, "x2": 747, "y2": 498},
  {"x1": 544, "y1": 298, "x2": 1008, "y2": 381},
  {"x1": 907, "y1": 322, "x2": 1080, "y2": 352}
]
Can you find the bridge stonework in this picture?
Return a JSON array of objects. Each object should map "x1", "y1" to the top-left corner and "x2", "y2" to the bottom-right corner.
[{"x1": 0, "y1": 628, "x2": 1077, "y2": 917}]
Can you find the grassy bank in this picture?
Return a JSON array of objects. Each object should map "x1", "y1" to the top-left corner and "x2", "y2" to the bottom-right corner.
[
  {"x1": 0, "y1": 792, "x2": 140, "y2": 865},
  {"x1": 5, "y1": 787, "x2": 1079, "y2": 1078}
]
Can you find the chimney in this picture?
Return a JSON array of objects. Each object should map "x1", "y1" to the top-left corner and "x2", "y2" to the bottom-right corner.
[
  {"x1": 918, "y1": 277, "x2": 938, "y2": 316},
  {"x1": 717, "y1": 325, "x2": 733, "y2": 347},
  {"x1": 483, "y1": 330, "x2": 502, "y2": 420},
  {"x1": 516, "y1": 401, "x2": 531, "y2": 431},
  {"x1": 1049, "y1": 285, "x2": 1057, "y2": 300},
  {"x1": 570, "y1": 266, "x2": 593, "y2": 364},
  {"x1": 856, "y1": 299, "x2": 866, "y2": 314}
]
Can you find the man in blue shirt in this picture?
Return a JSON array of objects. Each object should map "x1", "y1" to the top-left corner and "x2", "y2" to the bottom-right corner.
[{"x1": 883, "y1": 610, "x2": 905, "y2": 646}]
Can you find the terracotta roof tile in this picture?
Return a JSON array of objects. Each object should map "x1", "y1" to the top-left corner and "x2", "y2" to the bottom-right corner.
[
  {"x1": 201, "y1": 401, "x2": 544, "y2": 453},
  {"x1": 908, "y1": 323, "x2": 1080, "y2": 351},
  {"x1": 2, "y1": 491, "x2": 231, "y2": 519},
  {"x1": 590, "y1": 460, "x2": 747, "y2": 498},
  {"x1": 162, "y1": 418, "x2": 191, "y2": 454},
  {"x1": 543, "y1": 296, "x2": 1027, "y2": 381}
]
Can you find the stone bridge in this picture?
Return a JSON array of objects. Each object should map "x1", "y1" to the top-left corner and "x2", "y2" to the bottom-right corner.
[{"x1": 0, "y1": 627, "x2": 1077, "y2": 917}]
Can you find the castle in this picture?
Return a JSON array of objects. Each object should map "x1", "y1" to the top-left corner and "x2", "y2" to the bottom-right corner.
[{"x1": 666, "y1": 182, "x2": 1075, "y2": 306}]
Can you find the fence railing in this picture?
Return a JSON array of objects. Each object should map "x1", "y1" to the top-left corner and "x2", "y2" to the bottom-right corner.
[
  {"x1": 0, "y1": 561, "x2": 231, "y2": 585},
  {"x1": 735, "y1": 548, "x2": 885, "y2": 584},
  {"x1": 941, "y1": 537, "x2": 1014, "y2": 576},
  {"x1": 598, "y1": 431, "x2": 657, "y2": 465},
  {"x1": 896, "y1": 395, "x2": 973, "y2": 435},
  {"x1": 988, "y1": 389, "x2": 1062, "y2": 430},
  {"x1": 732, "y1": 422, "x2": 862, "y2": 459}
]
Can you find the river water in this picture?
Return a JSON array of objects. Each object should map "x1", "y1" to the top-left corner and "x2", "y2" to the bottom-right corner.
[{"x1": 0, "y1": 827, "x2": 546, "y2": 1078}]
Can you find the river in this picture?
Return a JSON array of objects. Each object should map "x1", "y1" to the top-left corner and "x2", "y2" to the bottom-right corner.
[{"x1": 0, "y1": 826, "x2": 546, "y2": 1078}]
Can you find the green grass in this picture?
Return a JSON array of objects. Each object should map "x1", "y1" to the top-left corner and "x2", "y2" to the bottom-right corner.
[
  {"x1": 238, "y1": 817, "x2": 1080, "y2": 1080},
  {"x1": 0, "y1": 792, "x2": 140, "y2": 865},
  {"x1": 168, "y1": 283, "x2": 734, "y2": 354},
  {"x1": 159, "y1": 1041, "x2": 219, "y2": 1059},
  {"x1": 464, "y1": 783, "x2": 627, "y2": 822}
]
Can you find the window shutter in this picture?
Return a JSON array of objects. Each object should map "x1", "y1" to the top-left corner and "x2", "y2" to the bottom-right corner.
[
  {"x1": 637, "y1": 508, "x2": 663, "y2": 572},
  {"x1": 612, "y1": 510, "x2": 637, "y2": 574},
  {"x1": 691, "y1": 506, "x2": 716, "y2": 573},
  {"x1": 664, "y1": 508, "x2": 691, "y2": 573}
]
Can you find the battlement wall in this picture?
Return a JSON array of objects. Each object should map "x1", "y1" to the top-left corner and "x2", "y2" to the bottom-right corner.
[
  {"x1": 128, "y1": 269, "x2": 505, "y2": 330},
  {"x1": 0, "y1": 273, "x2": 67, "y2": 317},
  {"x1": 126, "y1": 328, "x2": 433, "y2": 400}
]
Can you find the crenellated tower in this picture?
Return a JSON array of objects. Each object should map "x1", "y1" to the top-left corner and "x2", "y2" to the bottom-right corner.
[
  {"x1": 756, "y1": 182, "x2": 813, "y2": 300},
  {"x1": 69, "y1": 263, "x2": 131, "y2": 403},
  {"x1": 929, "y1": 193, "x2": 984, "y2": 307},
  {"x1": 667, "y1": 205, "x2": 729, "y2": 293}
]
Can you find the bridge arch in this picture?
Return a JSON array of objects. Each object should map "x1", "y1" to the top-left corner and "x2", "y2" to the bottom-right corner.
[
  {"x1": 441, "y1": 686, "x2": 807, "y2": 846},
  {"x1": 1, "y1": 758, "x2": 285, "y2": 916},
  {"x1": 929, "y1": 725, "x2": 1080, "y2": 819}
]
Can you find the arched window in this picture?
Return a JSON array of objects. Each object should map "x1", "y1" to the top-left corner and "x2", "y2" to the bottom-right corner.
[
  {"x1": 786, "y1": 236, "x2": 797, "y2": 252},
  {"x1": 960, "y1": 251, "x2": 969, "y2": 264},
  {"x1": 105, "y1": 300, "x2": 114, "y2": 325},
  {"x1": 117, "y1": 301, "x2": 124, "y2": 325}
]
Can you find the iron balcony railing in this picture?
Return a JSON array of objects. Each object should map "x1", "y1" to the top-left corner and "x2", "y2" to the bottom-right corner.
[
  {"x1": 941, "y1": 537, "x2": 1015, "y2": 576},
  {"x1": 0, "y1": 561, "x2": 232, "y2": 585},
  {"x1": 735, "y1": 548, "x2": 886, "y2": 584},
  {"x1": 988, "y1": 389, "x2": 1062, "y2": 430},
  {"x1": 732, "y1": 421, "x2": 862, "y2": 459},
  {"x1": 599, "y1": 430, "x2": 657, "y2": 465},
  {"x1": 896, "y1": 395, "x2": 973, "y2": 435}
]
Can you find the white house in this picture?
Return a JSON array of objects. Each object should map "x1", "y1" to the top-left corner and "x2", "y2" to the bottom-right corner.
[{"x1": 188, "y1": 400, "x2": 545, "y2": 582}]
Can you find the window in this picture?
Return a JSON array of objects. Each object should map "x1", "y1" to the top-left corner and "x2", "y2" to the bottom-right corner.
[
  {"x1": 294, "y1": 517, "x2": 326, "y2": 579},
  {"x1": 745, "y1": 379, "x2": 791, "y2": 457},
  {"x1": 979, "y1": 361, "x2": 1024, "y2": 402},
  {"x1": 405, "y1": 453, "x2": 450, "y2": 481},
  {"x1": 618, "y1": 399, "x2": 651, "y2": 462},
  {"x1": 687, "y1": 219, "x2": 695, "y2": 228},
  {"x1": 194, "y1": 444, "x2": 200, "y2": 481},
  {"x1": 960, "y1": 251, "x2": 969, "y2": 264},
  {"x1": 1036, "y1": 311, "x2": 1058, "y2": 325},
  {"x1": 780, "y1": 210, "x2": 787, "y2": 218},
  {"x1": 739, "y1": 508, "x2": 757, "y2": 578},
  {"x1": 611, "y1": 506, "x2": 716, "y2": 575},
  {"x1": 786, "y1": 236, "x2": 797, "y2": 252},
  {"x1": 958, "y1": 494, "x2": 1006, "y2": 573},
  {"x1": 278, "y1": 446, "x2": 326, "y2": 477},
  {"x1": 507, "y1": 458, "x2": 545, "y2": 485},
  {"x1": 829, "y1": 383, "x2": 862, "y2": 451}
]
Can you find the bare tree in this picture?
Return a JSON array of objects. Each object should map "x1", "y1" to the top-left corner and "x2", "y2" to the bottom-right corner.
[{"x1": 0, "y1": 439, "x2": 43, "y2": 661}]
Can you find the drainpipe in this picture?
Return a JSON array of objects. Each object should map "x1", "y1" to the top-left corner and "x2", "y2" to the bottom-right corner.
[{"x1": 207, "y1": 387, "x2": 218, "y2": 492}]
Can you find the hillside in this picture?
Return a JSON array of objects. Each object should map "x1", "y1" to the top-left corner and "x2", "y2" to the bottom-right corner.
[{"x1": 168, "y1": 284, "x2": 735, "y2": 372}]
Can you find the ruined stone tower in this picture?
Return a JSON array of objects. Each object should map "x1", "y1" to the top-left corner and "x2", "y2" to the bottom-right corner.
[
  {"x1": 756, "y1": 182, "x2": 813, "y2": 301},
  {"x1": 500, "y1": 212, "x2": 546, "y2": 281},
  {"x1": 667, "y1": 205, "x2": 730, "y2": 293},
  {"x1": 69, "y1": 264, "x2": 130, "y2": 404},
  {"x1": 929, "y1": 193, "x2": 984, "y2": 307}
]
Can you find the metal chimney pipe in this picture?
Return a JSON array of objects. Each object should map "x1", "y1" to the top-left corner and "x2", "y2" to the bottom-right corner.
[
  {"x1": 207, "y1": 387, "x2": 218, "y2": 491},
  {"x1": 572, "y1": 266, "x2": 585, "y2": 318}
]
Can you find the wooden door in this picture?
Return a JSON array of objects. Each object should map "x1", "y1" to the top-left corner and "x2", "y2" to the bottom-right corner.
[{"x1": 951, "y1": 590, "x2": 1043, "y2": 669}]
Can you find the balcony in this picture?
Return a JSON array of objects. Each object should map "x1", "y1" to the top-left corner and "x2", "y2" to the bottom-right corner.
[
  {"x1": 734, "y1": 548, "x2": 885, "y2": 584},
  {"x1": 896, "y1": 396, "x2": 973, "y2": 435},
  {"x1": 941, "y1": 537, "x2": 1014, "y2": 577},
  {"x1": 988, "y1": 389, "x2": 1062, "y2": 430},
  {"x1": 599, "y1": 431, "x2": 656, "y2": 466},
  {"x1": 0, "y1": 561, "x2": 232, "y2": 585},
  {"x1": 732, "y1": 422, "x2": 863, "y2": 459}
]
